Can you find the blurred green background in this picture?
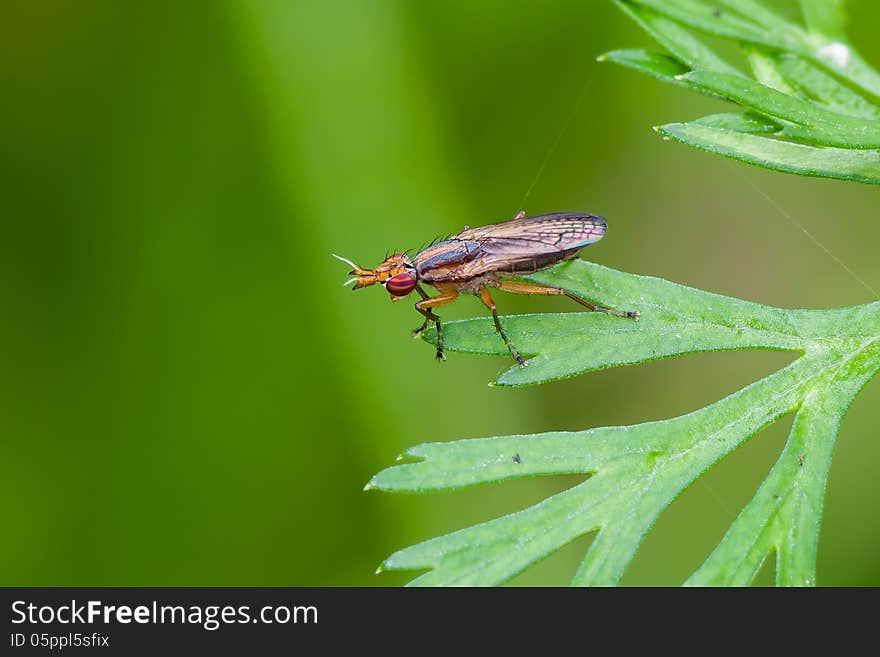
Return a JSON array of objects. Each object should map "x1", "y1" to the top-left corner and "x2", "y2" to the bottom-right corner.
[{"x1": 2, "y1": 0, "x2": 878, "y2": 586}]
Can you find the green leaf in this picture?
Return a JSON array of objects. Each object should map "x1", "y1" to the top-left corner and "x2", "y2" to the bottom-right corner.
[
  {"x1": 686, "y1": 378, "x2": 855, "y2": 586},
  {"x1": 744, "y1": 47, "x2": 880, "y2": 120},
  {"x1": 627, "y1": 0, "x2": 880, "y2": 97},
  {"x1": 598, "y1": 49, "x2": 692, "y2": 86},
  {"x1": 626, "y1": 0, "x2": 805, "y2": 50},
  {"x1": 613, "y1": 1, "x2": 738, "y2": 72},
  {"x1": 693, "y1": 111, "x2": 779, "y2": 133},
  {"x1": 370, "y1": 262, "x2": 880, "y2": 585},
  {"x1": 603, "y1": 0, "x2": 880, "y2": 182},
  {"x1": 679, "y1": 70, "x2": 880, "y2": 148},
  {"x1": 657, "y1": 121, "x2": 880, "y2": 185},
  {"x1": 771, "y1": 55, "x2": 880, "y2": 120},
  {"x1": 417, "y1": 260, "x2": 806, "y2": 387},
  {"x1": 369, "y1": 0, "x2": 880, "y2": 588},
  {"x1": 746, "y1": 47, "x2": 797, "y2": 95}
]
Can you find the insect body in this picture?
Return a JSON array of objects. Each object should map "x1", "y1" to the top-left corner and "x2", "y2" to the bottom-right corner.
[{"x1": 336, "y1": 211, "x2": 638, "y2": 366}]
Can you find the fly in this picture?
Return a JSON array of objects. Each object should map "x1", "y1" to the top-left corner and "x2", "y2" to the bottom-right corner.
[{"x1": 334, "y1": 211, "x2": 639, "y2": 367}]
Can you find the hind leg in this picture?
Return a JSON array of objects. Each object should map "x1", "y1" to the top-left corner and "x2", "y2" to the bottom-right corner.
[{"x1": 495, "y1": 280, "x2": 639, "y2": 319}]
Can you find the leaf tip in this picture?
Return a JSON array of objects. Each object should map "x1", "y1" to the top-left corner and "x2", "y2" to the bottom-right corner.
[
  {"x1": 653, "y1": 124, "x2": 674, "y2": 140},
  {"x1": 596, "y1": 52, "x2": 609, "y2": 63}
]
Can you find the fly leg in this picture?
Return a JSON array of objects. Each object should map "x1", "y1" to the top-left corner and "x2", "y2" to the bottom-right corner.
[
  {"x1": 412, "y1": 285, "x2": 459, "y2": 361},
  {"x1": 411, "y1": 285, "x2": 432, "y2": 337},
  {"x1": 479, "y1": 287, "x2": 526, "y2": 367},
  {"x1": 495, "y1": 280, "x2": 639, "y2": 319}
]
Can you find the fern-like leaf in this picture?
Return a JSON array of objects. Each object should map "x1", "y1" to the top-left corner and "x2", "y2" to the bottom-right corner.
[
  {"x1": 369, "y1": 261, "x2": 880, "y2": 585},
  {"x1": 600, "y1": 0, "x2": 880, "y2": 184},
  {"x1": 368, "y1": 1, "x2": 880, "y2": 586}
]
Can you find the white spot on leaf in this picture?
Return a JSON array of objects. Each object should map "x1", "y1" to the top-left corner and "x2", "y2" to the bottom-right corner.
[{"x1": 818, "y1": 42, "x2": 850, "y2": 68}]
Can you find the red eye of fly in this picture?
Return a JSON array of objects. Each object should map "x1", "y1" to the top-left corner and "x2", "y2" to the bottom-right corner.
[{"x1": 386, "y1": 272, "x2": 417, "y2": 297}]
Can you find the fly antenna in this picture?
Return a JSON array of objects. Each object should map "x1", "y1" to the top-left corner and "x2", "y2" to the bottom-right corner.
[
  {"x1": 331, "y1": 253, "x2": 361, "y2": 270},
  {"x1": 342, "y1": 277, "x2": 359, "y2": 288}
]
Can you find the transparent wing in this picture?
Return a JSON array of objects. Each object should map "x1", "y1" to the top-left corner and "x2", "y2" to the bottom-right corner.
[
  {"x1": 456, "y1": 212, "x2": 606, "y2": 254},
  {"x1": 447, "y1": 212, "x2": 606, "y2": 279}
]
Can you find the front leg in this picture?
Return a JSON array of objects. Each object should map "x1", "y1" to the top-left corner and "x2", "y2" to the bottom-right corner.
[
  {"x1": 412, "y1": 285, "x2": 459, "y2": 361},
  {"x1": 411, "y1": 285, "x2": 433, "y2": 337}
]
